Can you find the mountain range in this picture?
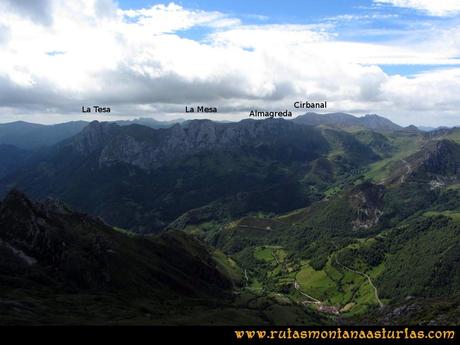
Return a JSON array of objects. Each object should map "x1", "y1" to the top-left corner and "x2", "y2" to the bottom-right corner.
[
  {"x1": 1, "y1": 112, "x2": 459, "y2": 325},
  {"x1": 0, "y1": 117, "x2": 185, "y2": 150},
  {"x1": 0, "y1": 112, "x2": 420, "y2": 150},
  {"x1": 0, "y1": 116, "x2": 378, "y2": 232},
  {"x1": 293, "y1": 112, "x2": 405, "y2": 132}
]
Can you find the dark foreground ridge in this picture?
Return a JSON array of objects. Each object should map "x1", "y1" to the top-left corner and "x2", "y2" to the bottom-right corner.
[{"x1": 0, "y1": 190, "x2": 238, "y2": 324}]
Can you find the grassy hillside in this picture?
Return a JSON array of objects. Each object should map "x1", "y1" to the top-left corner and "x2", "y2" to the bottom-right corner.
[{"x1": 179, "y1": 171, "x2": 460, "y2": 324}]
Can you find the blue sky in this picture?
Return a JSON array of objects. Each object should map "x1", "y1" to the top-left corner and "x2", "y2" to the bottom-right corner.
[
  {"x1": 120, "y1": 0, "x2": 370, "y2": 21},
  {"x1": 1, "y1": 0, "x2": 460, "y2": 126},
  {"x1": 117, "y1": 0, "x2": 460, "y2": 76}
]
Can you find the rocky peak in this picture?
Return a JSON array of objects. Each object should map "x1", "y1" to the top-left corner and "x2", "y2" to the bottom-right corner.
[
  {"x1": 72, "y1": 121, "x2": 120, "y2": 155},
  {"x1": 361, "y1": 114, "x2": 402, "y2": 131},
  {"x1": 0, "y1": 189, "x2": 42, "y2": 229},
  {"x1": 403, "y1": 125, "x2": 420, "y2": 132},
  {"x1": 1, "y1": 189, "x2": 35, "y2": 211},
  {"x1": 182, "y1": 119, "x2": 220, "y2": 146},
  {"x1": 293, "y1": 112, "x2": 356, "y2": 127},
  {"x1": 1, "y1": 190, "x2": 71, "y2": 219}
]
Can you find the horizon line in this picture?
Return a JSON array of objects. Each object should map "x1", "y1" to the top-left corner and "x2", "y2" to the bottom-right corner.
[{"x1": 0, "y1": 112, "x2": 458, "y2": 129}]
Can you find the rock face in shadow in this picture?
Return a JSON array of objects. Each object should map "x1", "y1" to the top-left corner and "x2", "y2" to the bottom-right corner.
[
  {"x1": 0, "y1": 190, "x2": 235, "y2": 296},
  {"x1": 69, "y1": 119, "x2": 328, "y2": 170}
]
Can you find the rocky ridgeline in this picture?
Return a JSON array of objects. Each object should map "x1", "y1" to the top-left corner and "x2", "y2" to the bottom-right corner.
[{"x1": 68, "y1": 119, "x2": 322, "y2": 170}]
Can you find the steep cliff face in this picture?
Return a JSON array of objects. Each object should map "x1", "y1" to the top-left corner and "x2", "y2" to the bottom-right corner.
[
  {"x1": 67, "y1": 119, "x2": 328, "y2": 170},
  {"x1": 348, "y1": 183, "x2": 385, "y2": 230},
  {"x1": 70, "y1": 121, "x2": 120, "y2": 155}
]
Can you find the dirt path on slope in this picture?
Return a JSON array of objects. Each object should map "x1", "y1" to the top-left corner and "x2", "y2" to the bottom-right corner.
[
  {"x1": 399, "y1": 159, "x2": 412, "y2": 184},
  {"x1": 271, "y1": 250, "x2": 281, "y2": 265},
  {"x1": 293, "y1": 281, "x2": 321, "y2": 304},
  {"x1": 334, "y1": 256, "x2": 384, "y2": 308}
]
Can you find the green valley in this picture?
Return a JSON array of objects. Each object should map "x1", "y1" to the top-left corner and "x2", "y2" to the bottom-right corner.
[{"x1": 1, "y1": 114, "x2": 460, "y2": 325}]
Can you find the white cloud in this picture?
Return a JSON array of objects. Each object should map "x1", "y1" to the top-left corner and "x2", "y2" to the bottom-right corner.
[
  {"x1": 382, "y1": 68, "x2": 460, "y2": 109},
  {"x1": 374, "y1": 0, "x2": 460, "y2": 16},
  {"x1": 120, "y1": 3, "x2": 240, "y2": 34},
  {"x1": 325, "y1": 13, "x2": 399, "y2": 22},
  {"x1": 0, "y1": 0, "x2": 459, "y2": 126}
]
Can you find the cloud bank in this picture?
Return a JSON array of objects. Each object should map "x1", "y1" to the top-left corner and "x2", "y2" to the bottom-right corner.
[
  {"x1": 375, "y1": 0, "x2": 460, "y2": 16},
  {"x1": 0, "y1": 0, "x2": 459, "y2": 126}
]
